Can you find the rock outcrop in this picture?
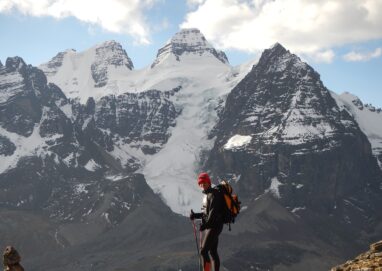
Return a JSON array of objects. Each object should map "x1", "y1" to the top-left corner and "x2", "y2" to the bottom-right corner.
[{"x1": 332, "y1": 240, "x2": 382, "y2": 271}]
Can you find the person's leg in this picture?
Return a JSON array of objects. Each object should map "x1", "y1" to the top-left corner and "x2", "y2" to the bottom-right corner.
[
  {"x1": 209, "y1": 225, "x2": 223, "y2": 271},
  {"x1": 200, "y1": 229, "x2": 214, "y2": 271},
  {"x1": 209, "y1": 237, "x2": 220, "y2": 271}
]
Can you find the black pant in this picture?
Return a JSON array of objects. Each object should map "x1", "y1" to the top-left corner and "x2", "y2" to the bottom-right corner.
[{"x1": 200, "y1": 224, "x2": 223, "y2": 271}]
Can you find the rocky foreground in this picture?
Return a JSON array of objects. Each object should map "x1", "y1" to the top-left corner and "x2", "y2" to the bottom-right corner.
[{"x1": 332, "y1": 241, "x2": 382, "y2": 271}]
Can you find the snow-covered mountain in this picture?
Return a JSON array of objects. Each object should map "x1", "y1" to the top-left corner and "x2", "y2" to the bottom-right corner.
[
  {"x1": 1, "y1": 28, "x2": 382, "y2": 271},
  {"x1": 39, "y1": 41, "x2": 134, "y2": 101},
  {"x1": 39, "y1": 28, "x2": 252, "y2": 214}
]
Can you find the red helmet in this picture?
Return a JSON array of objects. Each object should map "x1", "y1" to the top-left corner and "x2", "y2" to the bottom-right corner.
[{"x1": 197, "y1": 172, "x2": 211, "y2": 185}]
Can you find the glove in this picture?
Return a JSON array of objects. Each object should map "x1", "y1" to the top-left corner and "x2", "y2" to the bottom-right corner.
[
  {"x1": 189, "y1": 209, "x2": 195, "y2": 220},
  {"x1": 199, "y1": 223, "x2": 207, "y2": 231}
]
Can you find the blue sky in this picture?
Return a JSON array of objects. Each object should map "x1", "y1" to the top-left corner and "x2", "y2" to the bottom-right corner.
[{"x1": 0, "y1": 0, "x2": 381, "y2": 107}]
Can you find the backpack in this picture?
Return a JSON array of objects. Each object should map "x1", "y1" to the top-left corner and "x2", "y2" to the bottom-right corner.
[
  {"x1": 215, "y1": 180, "x2": 241, "y2": 230},
  {"x1": 3, "y1": 246, "x2": 23, "y2": 270}
]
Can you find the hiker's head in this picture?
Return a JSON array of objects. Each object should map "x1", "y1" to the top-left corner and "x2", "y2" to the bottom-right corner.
[{"x1": 197, "y1": 172, "x2": 211, "y2": 190}]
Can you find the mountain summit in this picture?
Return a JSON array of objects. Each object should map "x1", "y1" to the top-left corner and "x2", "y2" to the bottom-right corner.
[
  {"x1": 151, "y1": 28, "x2": 229, "y2": 68},
  {"x1": 39, "y1": 40, "x2": 134, "y2": 101}
]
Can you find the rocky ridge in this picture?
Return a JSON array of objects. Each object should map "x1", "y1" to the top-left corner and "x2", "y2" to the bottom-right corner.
[{"x1": 332, "y1": 240, "x2": 382, "y2": 271}]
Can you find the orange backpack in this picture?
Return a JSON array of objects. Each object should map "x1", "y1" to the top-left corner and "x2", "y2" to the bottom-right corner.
[{"x1": 215, "y1": 180, "x2": 241, "y2": 229}]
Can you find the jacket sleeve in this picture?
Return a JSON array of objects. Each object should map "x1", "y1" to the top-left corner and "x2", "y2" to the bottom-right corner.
[{"x1": 203, "y1": 191, "x2": 223, "y2": 228}]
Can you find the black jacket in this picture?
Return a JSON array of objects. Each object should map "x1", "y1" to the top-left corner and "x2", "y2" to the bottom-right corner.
[{"x1": 194, "y1": 187, "x2": 225, "y2": 229}]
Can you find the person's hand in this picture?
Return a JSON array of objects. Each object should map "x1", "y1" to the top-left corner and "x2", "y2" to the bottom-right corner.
[
  {"x1": 199, "y1": 223, "x2": 207, "y2": 231},
  {"x1": 189, "y1": 209, "x2": 195, "y2": 220}
]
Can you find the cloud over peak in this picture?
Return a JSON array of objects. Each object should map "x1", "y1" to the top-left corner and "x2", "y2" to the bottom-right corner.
[
  {"x1": 0, "y1": 0, "x2": 157, "y2": 45},
  {"x1": 181, "y1": 0, "x2": 382, "y2": 62},
  {"x1": 343, "y1": 48, "x2": 382, "y2": 62}
]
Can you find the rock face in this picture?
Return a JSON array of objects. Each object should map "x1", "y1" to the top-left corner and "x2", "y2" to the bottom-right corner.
[
  {"x1": 90, "y1": 40, "x2": 134, "y2": 87},
  {"x1": 90, "y1": 88, "x2": 180, "y2": 154},
  {"x1": 0, "y1": 134, "x2": 16, "y2": 156},
  {"x1": 332, "y1": 240, "x2": 382, "y2": 271}
]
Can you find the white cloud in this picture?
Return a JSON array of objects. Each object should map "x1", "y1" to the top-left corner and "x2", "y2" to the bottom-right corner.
[
  {"x1": 187, "y1": 0, "x2": 206, "y2": 6},
  {"x1": 343, "y1": 48, "x2": 382, "y2": 62},
  {"x1": 181, "y1": 0, "x2": 382, "y2": 62},
  {"x1": 309, "y1": 49, "x2": 335, "y2": 63},
  {"x1": 0, "y1": 0, "x2": 158, "y2": 44}
]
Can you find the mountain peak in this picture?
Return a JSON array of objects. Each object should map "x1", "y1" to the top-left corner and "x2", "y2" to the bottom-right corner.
[
  {"x1": 92, "y1": 40, "x2": 134, "y2": 70},
  {"x1": 93, "y1": 40, "x2": 125, "y2": 51},
  {"x1": 94, "y1": 40, "x2": 121, "y2": 50},
  {"x1": 271, "y1": 42, "x2": 287, "y2": 51},
  {"x1": 39, "y1": 40, "x2": 134, "y2": 99},
  {"x1": 262, "y1": 42, "x2": 289, "y2": 62},
  {"x1": 151, "y1": 28, "x2": 229, "y2": 68},
  {"x1": 256, "y1": 42, "x2": 307, "y2": 74},
  {"x1": 39, "y1": 49, "x2": 76, "y2": 77},
  {"x1": 0, "y1": 60, "x2": 3, "y2": 68},
  {"x1": 5, "y1": 56, "x2": 26, "y2": 72},
  {"x1": 170, "y1": 28, "x2": 208, "y2": 46}
]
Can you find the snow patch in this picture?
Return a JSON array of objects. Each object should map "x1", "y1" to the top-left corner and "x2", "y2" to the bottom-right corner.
[
  {"x1": 59, "y1": 103, "x2": 73, "y2": 120},
  {"x1": 0, "y1": 71, "x2": 25, "y2": 103},
  {"x1": 266, "y1": 177, "x2": 282, "y2": 198},
  {"x1": 74, "y1": 184, "x2": 89, "y2": 195},
  {"x1": 102, "y1": 212, "x2": 111, "y2": 224},
  {"x1": 0, "y1": 124, "x2": 62, "y2": 173},
  {"x1": 105, "y1": 174, "x2": 129, "y2": 182},
  {"x1": 291, "y1": 206, "x2": 306, "y2": 216},
  {"x1": 108, "y1": 139, "x2": 143, "y2": 169},
  {"x1": 224, "y1": 135, "x2": 252, "y2": 150},
  {"x1": 82, "y1": 117, "x2": 93, "y2": 130},
  {"x1": 84, "y1": 159, "x2": 101, "y2": 171},
  {"x1": 62, "y1": 152, "x2": 79, "y2": 167}
]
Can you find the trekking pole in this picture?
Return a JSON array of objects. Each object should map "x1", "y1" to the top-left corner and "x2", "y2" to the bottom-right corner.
[
  {"x1": 199, "y1": 222, "x2": 203, "y2": 271},
  {"x1": 191, "y1": 219, "x2": 202, "y2": 271}
]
